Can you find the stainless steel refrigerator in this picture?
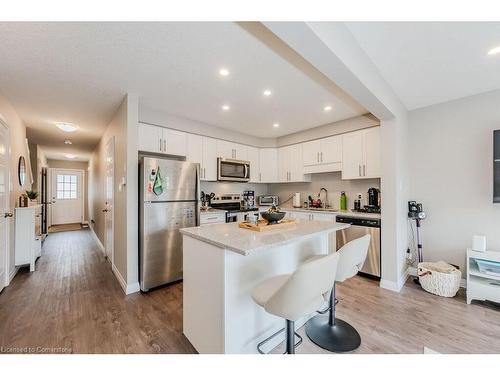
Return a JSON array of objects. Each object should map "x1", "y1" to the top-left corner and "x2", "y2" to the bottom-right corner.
[{"x1": 139, "y1": 156, "x2": 200, "y2": 291}]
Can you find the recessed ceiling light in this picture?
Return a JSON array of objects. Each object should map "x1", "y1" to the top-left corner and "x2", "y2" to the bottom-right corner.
[
  {"x1": 488, "y1": 46, "x2": 500, "y2": 55},
  {"x1": 273, "y1": 123, "x2": 280, "y2": 128},
  {"x1": 65, "y1": 154, "x2": 76, "y2": 159},
  {"x1": 56, "y1": 122, "x2": 77, "y2": 132},
  {"x1": 219, "y1": 68, "x2": 230, "y2": 76},
  {"x1": 263, "y1": 90, "x2": 272, "y2": 96},
  {"x1": 64, "y1": 139, "x2": 72, "y2": 145},
  {"x1": 324, "y1": 105, "x2": 332, "y2": 112},
  {"x1": 222, "y1": 105, "x2": 230, "y2": 111}
]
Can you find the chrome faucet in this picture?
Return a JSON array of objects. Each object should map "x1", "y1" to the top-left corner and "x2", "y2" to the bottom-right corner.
[{"x1": 318, "y1": 188, "x2": 328, "y2": 208}]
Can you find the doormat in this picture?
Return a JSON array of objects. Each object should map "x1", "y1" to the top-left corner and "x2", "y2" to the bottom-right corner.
[{"x1": 48, "y1": 223, "x2": 83, "y2": 233}]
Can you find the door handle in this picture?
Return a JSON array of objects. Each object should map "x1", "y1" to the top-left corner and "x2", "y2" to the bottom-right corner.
[
  {"x1": 102, "y1": 209, "x2": 108, "y2": 212},
  {"x1": 4, "y1": 212, "x2": 13, "y2": 218}
]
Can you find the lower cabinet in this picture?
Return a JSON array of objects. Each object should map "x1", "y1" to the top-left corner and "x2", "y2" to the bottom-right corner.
[{"x1": 14, "y1": 205, "x2": 42, "y2": 272}]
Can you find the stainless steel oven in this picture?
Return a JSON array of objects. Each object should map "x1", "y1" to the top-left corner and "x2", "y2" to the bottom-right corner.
[
  {"x1": 217, "y1": 158, "x2": 250, "y2": 182},
  {"x1": 336, "y1": 216, "x2": 381, "y2": 279}
]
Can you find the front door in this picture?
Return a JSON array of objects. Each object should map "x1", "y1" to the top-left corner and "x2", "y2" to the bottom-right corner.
[
  {"x1": 0, "y1": 120, "x2": 11, "y2": 291},
  {"x1": 104, "y1": 137, "x2": 114, "y2": 262},
  {"x1": 50, "y1": 169, "x2": 83, "y2": 225}
]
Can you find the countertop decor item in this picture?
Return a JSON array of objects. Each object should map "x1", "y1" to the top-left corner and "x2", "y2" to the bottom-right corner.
[
  {"x1": 260, "y1": 211, "x2": 286, "y2": 224},
  {"x1": 26, "y1": 190, "x2": 39, "y2": 202},
  {"x1": 239, "y1": 218, "x2": 296, "y2": 232}
]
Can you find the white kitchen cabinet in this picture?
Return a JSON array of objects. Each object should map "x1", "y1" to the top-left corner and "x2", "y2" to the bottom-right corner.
[
  {"x1": 342, "y1": 127, "x2": 380, "y2": 180},
  {"x1": 15, "y1": 205, "x2": 42, "y2": 272},
  {"x1": 246, "y1": 146, "x2": 260, "y2": 183},
  {"x1": 258, "y1": 148, "x2": 278, "y2": 183},
  {"x1": 216, "y1": 140, "x2": 247, "y2": 160},
  {"x1": 186, "y1": 134, "x2": 217, "y2": 181},
  {"x1": 311, "y1": 212, "x2": 336, "y2": 222},
  {"x1": 302, "y1": 135, "x2": 342, "y2": 173},
  {"x1": 278, "y1": 144, "x2": 310, "y2": 183},
  {"x1": 200, "y1": 211, "x2": 226, "y2": 226},
  {"x1": 138, "y1": 123, "x2": 187, "y2": 157}
]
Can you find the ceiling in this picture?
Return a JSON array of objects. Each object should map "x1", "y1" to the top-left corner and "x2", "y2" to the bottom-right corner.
[
  {"x1": 345, "y1": 22, "x2": 500, "y2": 110},
  {"x1": 0, "y1": 22, "x2": 367, "y2": 161}
]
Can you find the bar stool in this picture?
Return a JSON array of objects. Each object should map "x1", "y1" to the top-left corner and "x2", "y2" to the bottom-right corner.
[
  {"x1": 251, "y1": 251, "x2": 340, "y2": 354},
  {"x1": 305, "y1": 234, "x2": 370, "y2": 352}
]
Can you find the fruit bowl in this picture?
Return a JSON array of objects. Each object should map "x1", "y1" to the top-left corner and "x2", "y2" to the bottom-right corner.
[{"x1": 261, "y1": 211, "x2": 286, "y2": 224}]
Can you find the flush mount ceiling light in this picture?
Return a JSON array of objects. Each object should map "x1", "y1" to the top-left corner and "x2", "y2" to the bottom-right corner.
[
  {"x1": 324, "y1": 105, "x2": 332, "y2": 112},
  {"x1": 273, "y1": 123, "x2": 280, "y2": 128},
  {"x1": 65, "y1": 154, "x2": 76, "y2": 159},
  {"x1": 55, "y1": 122, "x2": 77, "y2": 132},
  {"x1": 263, "y1": 90, "x2": 272, "y2": 97},
  {"x1": 219, "y1": 68, "x2": 230, "y2": 76},
  {"x1": 64, "y1": 139, "x2": 72, "y2": 145},
  {"x1": 488, "y1": 45, "x2": 500, "y2": 55},
  {"x1": 222, "y1": 105, "x2": 230, "y2": 111}
]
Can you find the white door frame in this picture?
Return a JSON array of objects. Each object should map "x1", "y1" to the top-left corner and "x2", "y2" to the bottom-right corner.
[
  {"x1": 0, "y1": 117, "x2": 11, "y2": 289},
  {"x1": 49, "y1": 168, "x2": 85, "y2": 225},
  {"x1": 104, "y1": 137, "x2": 115, "y2": 265}
]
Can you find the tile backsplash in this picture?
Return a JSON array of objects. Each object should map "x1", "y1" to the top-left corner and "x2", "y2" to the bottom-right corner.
[{"x1": 268, "y1": 172, "x2": 380, "y2": 209}]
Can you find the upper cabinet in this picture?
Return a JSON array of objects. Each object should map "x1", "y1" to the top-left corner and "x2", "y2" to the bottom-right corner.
[
  {"x1": 186, "y1": 134, "x2": 217, "y2": 181},
  {"x1": 342, "y1": 127, "x2": 380, "y2": 180},
  {"x1": 216, "y1": 140, "x2": 247, "y2": 161},
  {"x1": 278, "y1": 144, "x2": 311, "y2": 182},
  {"x1": 246, "y1": 146, "x2": 260, "y2": 183},
  {"x1": 302, "y1": 135, "x2": 342, "y2": 174},
  {"x1": 138, "y1": 123, "x2": 187, "y2": 157},
  {"x1": 258, "y1": 148, "x2": 278, "y2": 183}
]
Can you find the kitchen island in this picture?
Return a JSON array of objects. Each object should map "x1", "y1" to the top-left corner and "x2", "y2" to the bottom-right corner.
[{"x1": 180, "y1": 220, "x2": 350, "y2": 354}]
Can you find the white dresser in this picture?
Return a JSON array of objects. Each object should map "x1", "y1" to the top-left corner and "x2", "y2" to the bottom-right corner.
[{"x1": 14, "y1": 205, "x2": 42, "y2": 272}]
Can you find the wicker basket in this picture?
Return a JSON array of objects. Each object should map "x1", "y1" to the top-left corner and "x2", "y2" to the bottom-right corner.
[{"x1": 418, "y1": 262, "x2": 461, "y2": 297}]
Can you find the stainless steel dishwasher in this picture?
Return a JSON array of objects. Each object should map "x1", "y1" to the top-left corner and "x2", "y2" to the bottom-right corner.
[{"x1": 335, "y1": 216, "x2": 381, "y2": 279}]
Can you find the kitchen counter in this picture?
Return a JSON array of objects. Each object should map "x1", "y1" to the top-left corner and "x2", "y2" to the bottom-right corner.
[
  {"x1": 280, "y1": 206, "x2": 381, "y2": 219},
  {"x1": 180, "y1": 220, "x2": 349, "y2": 256},
  {"x1": 181, "y1": 219, "x2": 349, "y2": 353}
]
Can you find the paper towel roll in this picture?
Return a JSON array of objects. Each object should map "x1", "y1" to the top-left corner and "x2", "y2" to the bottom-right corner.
[
  {"x1": 293, "y1": 192, "x2": 301, "y2": 208},
  {"x1": 472, "y1": 235, "x2": 486, "y2": 252}
]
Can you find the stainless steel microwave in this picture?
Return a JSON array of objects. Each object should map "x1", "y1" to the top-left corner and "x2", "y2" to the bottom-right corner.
[
  {"x1": 217, "y1": 158, "x2": 250, "y2": 182},
  {"x1": 258, "y1": 195, "x2": 279, "y2": 206}
]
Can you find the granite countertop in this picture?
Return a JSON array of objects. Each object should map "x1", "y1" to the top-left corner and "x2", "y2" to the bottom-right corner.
[
  {"x1": 180, "y1": 221, "x2": 350, "y2": 256},
  {"x1": 279, "y1": 206, "x2": 381, "y2": 219}
]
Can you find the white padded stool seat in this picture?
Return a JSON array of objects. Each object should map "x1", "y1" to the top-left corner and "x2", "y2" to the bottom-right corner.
[{"x1": 252, "y1": 275, "x2": 290, "y2": 307}]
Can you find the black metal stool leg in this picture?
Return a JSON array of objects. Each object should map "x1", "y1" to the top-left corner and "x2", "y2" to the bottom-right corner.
[
  {"x1": 305, "y1": 282, "x2": 361, "y2": 352},
  {"x1": 286, "y1": 320, "x2": 295, "y2": 354}
]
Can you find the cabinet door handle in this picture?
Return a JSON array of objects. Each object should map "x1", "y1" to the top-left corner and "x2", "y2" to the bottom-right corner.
[
  {"x1": 359, "y1": 165, "x2": 361, "y2": 176},
  {"x1": 363, "y1": 164, "x2": 366, "y2": 176},
  {"x1": 163, "y1": 139, "x2": 166, "y2": 152},
  {"x1": 259, "y1": 172, "x2": 262, "y2": 182},
  {"x1": 159, "y1": 138, "x2": 162, "y2": 152},
  {"x1": 321, "y1": 152, "x2": 323, "y2": 162},
  {"x1": 317, "y1": 152, "x2": 319, "y2": 163}
]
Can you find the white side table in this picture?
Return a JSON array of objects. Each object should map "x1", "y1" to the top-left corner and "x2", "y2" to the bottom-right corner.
[{"x1": 466, "y1": 248, "x2": 500, "y2": 304}]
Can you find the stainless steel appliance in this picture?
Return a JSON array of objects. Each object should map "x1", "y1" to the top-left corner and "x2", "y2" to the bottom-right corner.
[
  {"x1": 139, "y1": 156, "x2": 200, "y2": 291},
  {"x1": 210, "y1": 193, "x2": 258, "y2": 222},
  {"x1": 367, "y1": 187, "x2": 380, "y2": 208},
  {"x1": 336, "y1": 216, "x2": 381, "y2": 279},
  {"x1": 258, "y1": 195, "x2": 279, "y2": 206},
  {"x1": 217, "y1": 158, "x2": 250, "y2": 182}
]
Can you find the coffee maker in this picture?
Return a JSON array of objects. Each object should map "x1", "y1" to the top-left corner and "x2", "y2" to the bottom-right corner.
[{"x1": 367, "y1": 187, "x2": 380, "y2": 208}]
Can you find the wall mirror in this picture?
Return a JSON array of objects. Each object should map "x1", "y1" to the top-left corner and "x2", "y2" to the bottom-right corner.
[{"x1": 18, "y1": 156, "x2": 26, "y2": 186}]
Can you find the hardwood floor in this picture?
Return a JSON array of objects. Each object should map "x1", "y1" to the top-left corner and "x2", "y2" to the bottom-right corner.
[
  {"x1": 1, "y1": 228, "x2": 499, "y2": 354},
  {"x1": 0, "y1": 229, "x2": 196, "y2": 354}
]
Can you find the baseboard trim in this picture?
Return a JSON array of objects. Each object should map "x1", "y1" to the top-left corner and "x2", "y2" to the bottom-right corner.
[
  {"x1": 408, "y1": 266, "x2": 467, "y2": 289},
  {"x1": 89, "y1": 225, "x2": 105, "y2": 256},
  {"x1": 112, "y1": 264, "x2": 140, "y2": 295},
  {"x1": 380, "y1": 267, "x2": 409, "y2": 293},
  {"x1": 8, "y1": 266, "x2": 20, "y2": 285}
]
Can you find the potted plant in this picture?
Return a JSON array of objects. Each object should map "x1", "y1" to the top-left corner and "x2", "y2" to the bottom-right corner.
[{"x1": 26, "y1": 190, "x2": 39, "y2": 204}]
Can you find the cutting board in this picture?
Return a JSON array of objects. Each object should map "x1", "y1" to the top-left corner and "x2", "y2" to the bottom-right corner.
[{"x1": 238, "y1": 219, "x2": 296, "y2": 232}]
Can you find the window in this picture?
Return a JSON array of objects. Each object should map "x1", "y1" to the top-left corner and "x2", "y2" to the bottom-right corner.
[{"x1": 56, "y1": 174, "x2": 77, "y2": 199}]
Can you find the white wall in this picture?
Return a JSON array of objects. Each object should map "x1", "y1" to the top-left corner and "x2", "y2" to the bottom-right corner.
[
  {"x1": 409, "y1": 89, "x2": 500, "y2": 270},
  {"x1": 0, "y1": 93, "x2": 32, "y2": 280},
  {"x1": 89, "y1": 93, "x2": 139, "y2": 293}
]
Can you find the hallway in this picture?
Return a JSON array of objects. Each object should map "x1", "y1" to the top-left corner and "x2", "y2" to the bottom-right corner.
[{"x1": 0, "y1": 229, "x2": 196, "y2": 354}]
